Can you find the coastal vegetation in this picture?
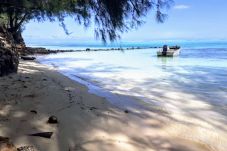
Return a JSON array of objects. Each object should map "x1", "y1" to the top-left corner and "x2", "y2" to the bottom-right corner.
[{"x1": 0, "y1": 0, "x2": 173, "y2": 45}]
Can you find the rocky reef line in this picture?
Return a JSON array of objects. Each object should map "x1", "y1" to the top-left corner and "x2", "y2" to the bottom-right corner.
[{"x1": 24, "y1": 45, "x2": 161, "y2": 55}]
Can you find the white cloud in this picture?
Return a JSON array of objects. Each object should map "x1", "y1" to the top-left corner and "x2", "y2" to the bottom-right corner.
[{"x1": 174, "y1": 4, "x2": 190, "y2": 10}]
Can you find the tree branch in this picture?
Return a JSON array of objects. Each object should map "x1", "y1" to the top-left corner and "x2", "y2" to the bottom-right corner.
[{"x1": 14, "y1": 13, "x2": 28, "y2": 32}]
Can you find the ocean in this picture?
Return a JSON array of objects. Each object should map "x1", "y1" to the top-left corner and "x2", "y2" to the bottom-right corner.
[
  {"x1": 29, "y1": 40, "x2": 227, "y2": 50},
  {"x1": 31, "y1": 41, "x2": 227, "y2": 108}
]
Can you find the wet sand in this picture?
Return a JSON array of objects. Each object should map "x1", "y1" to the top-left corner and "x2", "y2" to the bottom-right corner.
[{"x1": 0, "y1": 60, "x2": 224, "y2": 151}]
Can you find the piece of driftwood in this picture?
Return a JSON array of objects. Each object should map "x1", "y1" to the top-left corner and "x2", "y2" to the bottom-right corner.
[
  {"x1": 21, "y1": 56, "x2": 36, "y2": 60},
  {"x1": 28, "y1": 132, "x2": 53, "y2": 139},
  {"x1": 30, "y1": 110, "x2": 37, "y2": 114}
]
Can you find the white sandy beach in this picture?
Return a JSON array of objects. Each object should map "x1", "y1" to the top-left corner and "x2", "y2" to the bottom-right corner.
[{"x1": 0, "y1": 60, "x2": 226, "y2": 151}]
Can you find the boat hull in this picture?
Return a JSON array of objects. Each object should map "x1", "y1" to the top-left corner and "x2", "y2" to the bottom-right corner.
[{"x1": 157, "y1": 49, "x2": 181, "y2": 57}]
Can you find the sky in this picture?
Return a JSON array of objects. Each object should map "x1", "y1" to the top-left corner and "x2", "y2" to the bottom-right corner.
[{"x1": 23, "y1": 0, "x2": 227, "y2": 44}]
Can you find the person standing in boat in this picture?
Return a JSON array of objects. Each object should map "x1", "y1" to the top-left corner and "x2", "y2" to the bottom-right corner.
[{"x1": 162, "y1": 45, "x2": 168, "y2": 56}]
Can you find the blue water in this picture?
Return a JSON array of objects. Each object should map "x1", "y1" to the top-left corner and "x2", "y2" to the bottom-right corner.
[
  {"x1": 35, "y1": 41, "x2": 227, "y2": 110},
  {"x1": 29, "y1": 40, "x2": 227, "y2": 50}
]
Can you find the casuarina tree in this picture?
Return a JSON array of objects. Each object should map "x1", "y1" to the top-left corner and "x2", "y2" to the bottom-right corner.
[{"x1": 0, "y1": 0, "x2": 173, "y2": 45}]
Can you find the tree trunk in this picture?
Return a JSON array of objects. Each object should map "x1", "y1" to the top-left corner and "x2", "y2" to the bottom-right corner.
[{"x1": 12, "y1": 31, "x2": 25, "y2": 47}]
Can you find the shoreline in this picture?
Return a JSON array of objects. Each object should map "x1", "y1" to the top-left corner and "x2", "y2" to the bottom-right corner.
[
  {"x1": 21, "y1": 46, "x2": 161, "y2": 56},
  {"x1": 0, "y1": 60, "x2": 224, "y2": 151},
  {"x1": 55, "y1": 67, "x2": 153, "y2": 111}
]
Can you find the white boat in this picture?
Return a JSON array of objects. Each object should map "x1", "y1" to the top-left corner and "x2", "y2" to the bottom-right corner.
[{"x1": 157, "y1": 45, "x2": 181, "y2": 57}]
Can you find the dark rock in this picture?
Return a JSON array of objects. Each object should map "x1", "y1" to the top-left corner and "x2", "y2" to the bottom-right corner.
[
  {"x1": 0, "y1": 26, "x2": 15, "y2": 49},
  {"x1": 0, "y1": 136, "x2": 9, "y2": 142},
  {"x1": 48, "y1": 116, "x2": 58, "y2": 124},
  {"x1": 30, "y1": 110, "x2": 37, "y2": 114},
  {"x1": 21, "y1": 56, "x2": 36, "y2": 61},
  {"x1": 0, "y1": 25, "x2": 21, "y2": 77},
  {"x1": 24, "y1": 47, "x2": 75, "y2": 55},
  {"x1": 124, "y1": 110, "x2": 129, "y2": 113},
  {"x1": 0, "y1": 47, "x2": 19, "y2": 77},
  {"x1": 89, "y1": 107, "x2": 97, "y2": 111},
  {"x1": 28, "y1": 132, "x2": 53, "y2": 139}
]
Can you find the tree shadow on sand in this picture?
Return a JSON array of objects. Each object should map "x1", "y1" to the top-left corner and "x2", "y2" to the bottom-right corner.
[{"x1": 0, "y1": 61, "x2": 226, "y2": 151}]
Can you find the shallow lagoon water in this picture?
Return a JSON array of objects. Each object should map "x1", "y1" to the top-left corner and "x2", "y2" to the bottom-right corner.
[
  {"x1": 37, "y1": 48, "x2": 227, "y2": 106},
  {"x1": 36, "y1": 46, "x2": 227, "y2": 150}
]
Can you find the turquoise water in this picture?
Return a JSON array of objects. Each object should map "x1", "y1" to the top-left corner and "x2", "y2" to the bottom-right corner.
[
  {"x1": 35, "y1": 41, "x2": 227, "y2": 109},
  {"x1": 30, "y1": 40, "x2": 227, "y2": 50}
]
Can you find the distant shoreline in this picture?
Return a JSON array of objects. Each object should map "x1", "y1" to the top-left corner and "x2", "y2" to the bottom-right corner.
[{"x1": 22, "y1": 46, "x2": 161, "y2": 55}]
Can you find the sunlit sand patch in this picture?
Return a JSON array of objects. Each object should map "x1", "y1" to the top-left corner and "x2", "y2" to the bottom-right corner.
[
  {"x1": 79, "y1": 131, "x2": 146, "y2": 151},
  {"x1": 164, "y1": 121, "x2": 227, "y2": 151},
  {"x1": 12, "y1": 111, "x2": 26, "y2": 118},
  {"x1": 64, "y1": 87, "x2": 76, "y2": 92}
]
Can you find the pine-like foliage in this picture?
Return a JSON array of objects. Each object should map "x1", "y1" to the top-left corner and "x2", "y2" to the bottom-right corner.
[{"x1": 0, "y1": 0, "x2": 173, "y2": 42}]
